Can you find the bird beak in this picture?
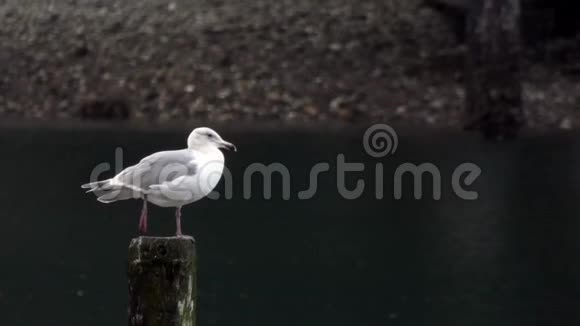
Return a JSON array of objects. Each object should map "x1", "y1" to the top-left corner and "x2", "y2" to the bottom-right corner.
[{"x1": 220, "y1": 140, "x2": 237, "y2": 152}]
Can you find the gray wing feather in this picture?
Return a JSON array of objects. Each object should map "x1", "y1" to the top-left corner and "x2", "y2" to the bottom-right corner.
[{"x1": 115, "y1": 149, "x2": 197, "y2": 191}]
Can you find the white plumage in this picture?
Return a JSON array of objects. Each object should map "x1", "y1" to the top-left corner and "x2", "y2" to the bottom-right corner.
[{"x1": 82, "y1": 127, "x2": 236, "y2": 236}]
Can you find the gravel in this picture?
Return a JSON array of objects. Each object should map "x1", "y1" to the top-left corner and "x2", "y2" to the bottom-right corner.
[{"x1": 0, "y1": 0, "x2": 578, "y2": 129}]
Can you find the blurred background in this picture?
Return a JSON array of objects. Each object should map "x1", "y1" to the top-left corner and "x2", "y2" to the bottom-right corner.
[{"x1": 1, "y1": 0, "x2": 580, "y2": 325}]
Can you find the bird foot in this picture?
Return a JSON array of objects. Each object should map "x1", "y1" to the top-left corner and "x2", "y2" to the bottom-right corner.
[{"x1": 174, "y1": 234, "x2": 195, "y2": 241}]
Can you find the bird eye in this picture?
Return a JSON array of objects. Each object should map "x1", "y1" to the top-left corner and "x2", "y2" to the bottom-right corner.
[{"x1": 207, "y1": 133, "x2": 214, "y2": 138}]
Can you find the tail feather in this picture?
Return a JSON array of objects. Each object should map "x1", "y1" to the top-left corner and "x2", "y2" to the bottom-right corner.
[
  {"x1": 83, "y1": 178, "x2": 145, "y2": 203},
  {"x1": 81, "y1": 180, "x2": 110, "y2": 191},
  {"x1": 97, "y1": 187, "x2": 138, "y2": 203},
  {"x1": 83, "y1": 179, "x2": 143, "y2": 203}
]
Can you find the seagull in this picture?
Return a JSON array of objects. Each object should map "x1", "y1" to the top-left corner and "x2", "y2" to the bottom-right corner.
[{"x1": 82, "y1": 127, "x2": 236, "y2": 236}]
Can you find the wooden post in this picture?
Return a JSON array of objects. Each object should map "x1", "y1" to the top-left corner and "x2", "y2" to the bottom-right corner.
[
  {"x1": 465, "y1": 0, "x2": 524, "y2": 139},
  {"x1": 128, "y1": 237, "x2": 197, "y2": 326}
]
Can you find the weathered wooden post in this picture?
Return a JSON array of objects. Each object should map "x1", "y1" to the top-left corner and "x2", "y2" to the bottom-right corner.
[
  {"x1": 128, "y1": 237, "x2": 197, "y2": 326},
  {"x1": 465, "y1": 0, "x2": 524, "y2": 139}
]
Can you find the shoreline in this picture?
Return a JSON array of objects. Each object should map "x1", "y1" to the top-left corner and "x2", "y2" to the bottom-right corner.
[{"x1": 0, "y1": 0, "x2": 578, "y2": 130}]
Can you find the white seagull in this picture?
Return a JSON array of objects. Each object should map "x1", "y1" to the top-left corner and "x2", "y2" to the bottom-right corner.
[{"x1": 82, "y1": 127, "x2": 236, "y2": 236}]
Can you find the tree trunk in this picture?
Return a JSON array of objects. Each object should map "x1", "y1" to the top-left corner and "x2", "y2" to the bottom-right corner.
[{"x1": 465, "y1": 0, "x2": 524, "y2": 139}]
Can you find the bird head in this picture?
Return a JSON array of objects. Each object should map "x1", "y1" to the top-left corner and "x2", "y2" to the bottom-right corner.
[{"x1": 188, "y1": 127, "x2": 237, "y2": 152}]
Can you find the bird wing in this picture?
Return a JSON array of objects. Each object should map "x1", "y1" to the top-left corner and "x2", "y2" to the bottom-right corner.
[{"x1": 113, "y1": 149, "x2": 198, "y2": 192}]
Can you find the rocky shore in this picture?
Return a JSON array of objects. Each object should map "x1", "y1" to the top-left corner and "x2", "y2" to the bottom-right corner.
[{"x1": 0, "y1": 0, "x2": 578, "y2": 129}]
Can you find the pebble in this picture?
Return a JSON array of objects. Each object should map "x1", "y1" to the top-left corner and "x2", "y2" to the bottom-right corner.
[
  {"x1": 0, "y1": 0, "x2": 574, "y2": 130},
  {"x1": 560, "y1": 117, "x2": 572, "y2": 130}
]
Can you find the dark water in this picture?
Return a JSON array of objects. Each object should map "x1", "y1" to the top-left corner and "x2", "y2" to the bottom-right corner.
[{"x1": 1, "y1": 123, "x2": 580, "y2": 325}]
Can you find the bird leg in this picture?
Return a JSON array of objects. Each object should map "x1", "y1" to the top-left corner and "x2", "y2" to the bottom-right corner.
[
  {"x1": 175, "y1": 206, "x2": 183, "y2": 237},
  {"x1": 138, "y1": 198, "x2": 148, "y2": 234}
]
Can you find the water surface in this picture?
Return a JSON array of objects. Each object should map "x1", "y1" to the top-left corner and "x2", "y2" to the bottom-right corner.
[{"x1": 0, "y1": 123, "x2": 579, "y2": 325}]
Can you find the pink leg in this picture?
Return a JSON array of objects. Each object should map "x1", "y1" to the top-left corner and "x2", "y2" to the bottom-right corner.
[
  {"x1": 138, "y1": 199, "x2": 148, "y2": 234},
  {"x1": 175, "y1": 207, "x2": 183, "y2": 237}
]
